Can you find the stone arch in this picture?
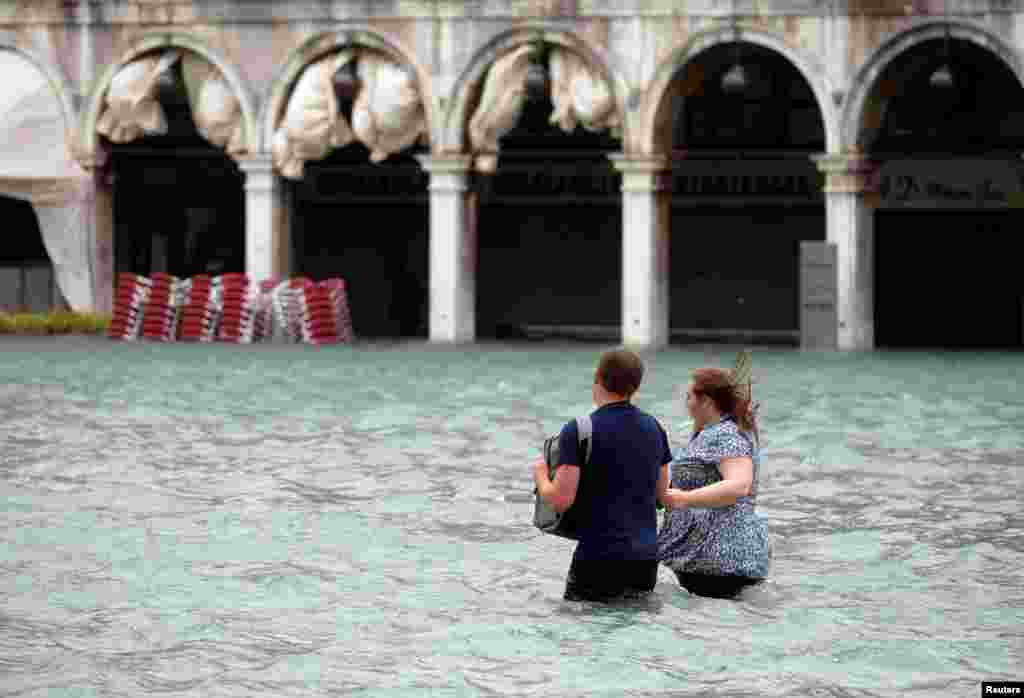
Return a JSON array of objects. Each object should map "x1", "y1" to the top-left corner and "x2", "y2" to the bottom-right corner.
[
  {"x1": 260, "y1": 28, "x2": 437, "y2": 155},
  {"x1": 442, "y1": 25, "x2": 630, "y2": 154},
  {"x1": 0, "y1": 42, "x2": 78, "y2": 153},
  {"x1": 842, "y1": 19, "x2": 1024, "y2": 151},
  {"x1": 79, "y1": 32, "x2": 258, "y2": 167},
  {"x1": 639, "y1": 26, "x2": 839, "y2": 155}
]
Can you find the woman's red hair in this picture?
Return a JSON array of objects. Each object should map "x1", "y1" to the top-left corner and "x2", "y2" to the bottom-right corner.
[{"x1": 691, "y1": 367, "x2": 760, "y2": 443}]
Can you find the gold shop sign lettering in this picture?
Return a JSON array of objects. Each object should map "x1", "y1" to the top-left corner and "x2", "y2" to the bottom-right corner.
[
  {"x1": 672, "y1": 172, "x2": 820, "y2": 198},
  {"x1": 875, "y1": 159, "x2": 1024, "y2": 209},
  {"x1": 487, "y1": 164, "x2": 619, "y2": 197},
  {"x1": 303, "y1": 158, "x2": 1024, "y2": 207}
]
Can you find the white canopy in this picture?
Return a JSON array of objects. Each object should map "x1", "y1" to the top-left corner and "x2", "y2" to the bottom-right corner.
[
  {"x1": 0, "y1": 50, "x2": 95, "y2": 311},
  {"x1": 469, "y1": 45, "x2": 534, "y2": 174},
  {"x1": 96, "y1": 50, "x2": 246, "y2": 155},
  {"x1": 548, "y1": 47, "x2": 620, "y2": 135},
  {"x1": 467, "y1": 46, "x2": 620, "y2": 173},
  {"x1": 272, "y1": 49, "x2": 428, "y2": 179}
]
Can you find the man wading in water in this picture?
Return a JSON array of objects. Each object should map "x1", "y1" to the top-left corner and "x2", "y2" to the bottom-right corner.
[{"x1": 532, "y1": 349, "x2": 673, "y2": 601}]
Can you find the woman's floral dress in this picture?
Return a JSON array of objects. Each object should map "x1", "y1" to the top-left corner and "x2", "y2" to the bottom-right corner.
[{"x1": 657, "y1": 416, "x2": 771, "y2": 579}]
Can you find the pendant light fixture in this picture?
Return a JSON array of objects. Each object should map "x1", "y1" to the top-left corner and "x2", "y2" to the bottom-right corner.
[
  {"x1": 721, "y1": 5, "x2": 748, "y2": 94},
  {"x1": 930, "y1": 14, "x2": 954, "y2": 89}
]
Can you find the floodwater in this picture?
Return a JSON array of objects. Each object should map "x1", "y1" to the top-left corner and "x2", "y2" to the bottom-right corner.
[{"x1": 1, "y1": 336, "x2": 1021, "y2": 697}]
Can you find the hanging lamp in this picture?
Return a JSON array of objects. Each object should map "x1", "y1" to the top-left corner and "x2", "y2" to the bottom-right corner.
[
  {"x1": 721, "y1": 11, "x2": 748, "y2": 94},
  {"x1": 930, "y1": 21, "x2": 955, "y2": 89}
]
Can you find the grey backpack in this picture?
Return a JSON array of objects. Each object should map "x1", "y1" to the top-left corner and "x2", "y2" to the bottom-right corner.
[{"x1": 532, "y1": 415, "x2": 592, "y2": 540}]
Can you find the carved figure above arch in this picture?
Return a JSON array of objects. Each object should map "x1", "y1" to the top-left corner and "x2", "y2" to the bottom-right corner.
[
  {"x1": 95, "y1": 49, "x2": 246, "y2": 156},
  {"x1": 272, "y1": 48, "x2": 428, "y2": 179}
]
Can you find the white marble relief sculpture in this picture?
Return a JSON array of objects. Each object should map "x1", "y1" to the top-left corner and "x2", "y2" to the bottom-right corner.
[
  {"x1": 272, "y1": 50, "x2": 356, "y2": 180},
  {"x1": 351, "y1": 54, "x2": 427, "y2": 163},
  {"x1": 468, "y1": 45, "x2": 536, "y2": 174},
  {"x1": 547, "y1": 47, "x2": 619, "y2": 134}
]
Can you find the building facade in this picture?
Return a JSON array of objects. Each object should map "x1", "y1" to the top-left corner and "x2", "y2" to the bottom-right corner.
[{"x1": 2, "y1": 0, "x2": 1023, "y2": 349}]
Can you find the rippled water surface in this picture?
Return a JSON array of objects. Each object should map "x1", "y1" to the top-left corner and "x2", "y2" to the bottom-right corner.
[{"x1": 1, "y1": 336, "x2": 1022, "y2": 697}]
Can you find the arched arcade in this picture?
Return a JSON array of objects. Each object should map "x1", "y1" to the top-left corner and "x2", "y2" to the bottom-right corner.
[
  {"x1": 265, "y1": 31, "x2": 433, "y2": 338},
  {"x1": 627, "y1": 28, "x2": 836, "y2": 348},
  {"x1": 841, "y1": 21, "x2": 1024, "y2": 348},
  {"x1": 85, "y1": 41, "x2": 252, "y2": 288},
  {"x1": 430, "y1": 28, "x2": 628, "y2": 342}
]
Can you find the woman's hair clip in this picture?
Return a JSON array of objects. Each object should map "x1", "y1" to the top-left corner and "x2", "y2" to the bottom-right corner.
[
  {"x1": 729, "y1": 350, "x2": 753, "y2": 388},
  {"x1": 729, "y1": 350, "x2": 754, "y2": 404}
]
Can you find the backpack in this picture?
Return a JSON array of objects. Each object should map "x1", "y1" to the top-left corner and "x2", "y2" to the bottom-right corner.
[{"x1": 532, "y1": 415, "x2": 592, "y2": 540}]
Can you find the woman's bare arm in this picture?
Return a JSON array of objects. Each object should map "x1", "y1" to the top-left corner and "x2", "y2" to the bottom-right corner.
[{"x1": 662, "y1": 456, "x2": 753, "y2": 509}]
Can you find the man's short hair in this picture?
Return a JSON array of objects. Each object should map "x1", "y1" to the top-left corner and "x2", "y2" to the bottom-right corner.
[{"x1": 595, "y1": 349, "x2": 644, "y2": 397}]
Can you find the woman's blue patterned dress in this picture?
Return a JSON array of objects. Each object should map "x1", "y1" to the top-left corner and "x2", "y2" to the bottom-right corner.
[{"x1": 657, "y1": 415, "x2": 771, "y2": 579}]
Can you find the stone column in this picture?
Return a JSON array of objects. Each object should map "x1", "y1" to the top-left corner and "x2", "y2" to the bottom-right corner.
[
  {"x1": 238, "y1": 155, "x2": 291, "y2": 283},
  {"x1": 814, "y1": 153, "x2": 879, "y2": 351},
  {"x1": 416, "y1": 154, "x2": 477, "y2": 344},
  {"x1": 610, "y1": 155, "x2": 672, "y2": 351}
]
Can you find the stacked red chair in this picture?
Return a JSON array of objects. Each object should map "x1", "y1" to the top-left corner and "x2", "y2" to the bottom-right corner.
[
  {"x1": 140, "y1": 273, "x2": 181, "y2": 342},
  {"x1": 324, "y1": 278, "x2": 355, "y2": 344},
  {"x1": 252, "y1": 278, "x2": 280, "y2": 342},
  {"x1": 207, "y1": 277, "x2": 224, "y2": 340},
  {"x1": 270, "y1": 281, "x2": 300, "y2": 343},
  {"x1": 177, "y1": 274, "x2": 218, "y2": 342},
  {"x1": 217, "y1": 273, "x2": 256, "y2": 343},
  {"x1": 281, "y1": 277, "x2": 313, "y2": 343},
  {"x1": 290, "y1": 277, "x2": 318, "y2": 343},
  {"x1": 298, "y1": 280, "x2": 341, "y2": 345},
  {"x1": 107, "y1": 273, "x2": 152, "y2": 340},
  {"x1": 108, "y1": 273, "x2": 357, "y2": 345}
]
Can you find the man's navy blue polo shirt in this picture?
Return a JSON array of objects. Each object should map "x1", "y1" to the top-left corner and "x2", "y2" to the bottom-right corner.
[{"x1": 557, "y1": 401, "x2": 672, "y2": 561}]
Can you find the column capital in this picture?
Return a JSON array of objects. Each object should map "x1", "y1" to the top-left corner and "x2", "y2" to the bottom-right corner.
[
  {"x1": 607, "y1": 153, "x2": 670, "y2": 174},
  {"x1": 608, "y1": 153, "x2": 672, "y2": 193},
  {"x1": 417, "y1": 154, "x2": 474, "y2": 194},
  {"x1": 812, "y1": 152, "x2": 880, "y2": 195},
  {"x1": 236, "y1": 153, "x2": 276, "y2": 174},
  {"x1": 238, "y1": 154, "x2": 278, "y2": 193},
  {"x1": 416, "y1": 154, "x2": 474, "y2": 175}
]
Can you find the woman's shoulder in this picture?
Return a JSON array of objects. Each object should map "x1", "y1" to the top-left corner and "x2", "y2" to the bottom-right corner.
[{"x1": 695, "y1": 417, "x2": 753, "y2": 460}]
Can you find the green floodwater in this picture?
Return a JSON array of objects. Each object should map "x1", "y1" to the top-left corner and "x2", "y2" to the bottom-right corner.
[{"x1": 0, "y1": 336, "x2": 1022, "y2": 697}]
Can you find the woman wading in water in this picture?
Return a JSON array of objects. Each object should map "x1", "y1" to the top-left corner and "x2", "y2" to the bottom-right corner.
[{"x1": 657, "y1": 356, "x2": 771, "y2": 598}]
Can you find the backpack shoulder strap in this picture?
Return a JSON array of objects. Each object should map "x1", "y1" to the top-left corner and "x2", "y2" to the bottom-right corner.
[{"x1": 574, "y1": 415, "x2": 593, "y2": 466}]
